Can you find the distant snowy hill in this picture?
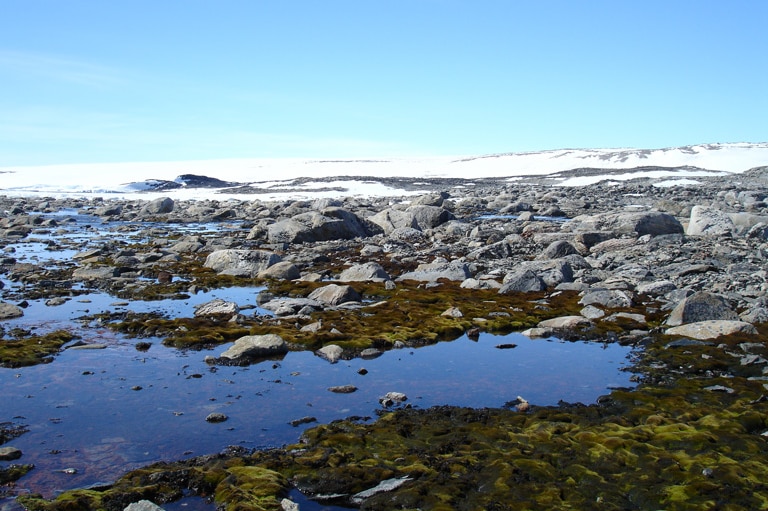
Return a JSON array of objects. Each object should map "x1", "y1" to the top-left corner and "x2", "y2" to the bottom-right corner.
[{"x1": 1, "y1": 142, "x2": 766, "y2": 200}]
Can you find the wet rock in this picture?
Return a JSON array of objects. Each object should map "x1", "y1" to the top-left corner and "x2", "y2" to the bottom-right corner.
[
  {"x1": 281, "y1": 499, "x2": 300, "y2": 511},
  {"x1": 665, "y1": 320, "x2": 758, "y2": 340},
  {"x1": 0, "y1": 446, "x2": 22, "y2": 461},
  {"x1": 379, "y1": 392, "x2": 408, "y2": 407},
  {"x1": 328, "y1": 385, "x2": 358, "y2": 393},
  {"x1": 220, "y1": 334, "x2": 288, "y2": 362},
  {"x1": 205, "y1": 413, "x2": 228, "y2": 423},
  {"x1": 307, "y1": 284, "x2": 362, "y2": 306},
  {"x1": 290, "y1": 416, "x2": 317, "y2": 427},
  {"x1": 316, "y1": 344, "x2": 344, "y2": 363},
  {"x1": 665, "y1": 291, "x2": 738, "y2": 326},
  {"x1": 0, "y1": 302, "x2": 24, "y2": 319},
  {"x1": 204, "y1": 249, "x2": 282, "y2": 277}
]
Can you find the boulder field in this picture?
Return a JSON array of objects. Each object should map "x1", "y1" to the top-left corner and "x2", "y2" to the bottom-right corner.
[{"x1": 3, "y1": 166, "x2": 768, "y2": 510}]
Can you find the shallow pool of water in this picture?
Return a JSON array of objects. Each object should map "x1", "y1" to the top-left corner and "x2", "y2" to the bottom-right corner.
[{"x1": 1, "y1": 327, "x2": 635, "y2": 502}]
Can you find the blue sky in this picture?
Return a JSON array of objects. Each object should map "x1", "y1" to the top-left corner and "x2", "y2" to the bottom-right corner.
[{"x1": 1, "y1": 1, "x2": 766, "y2": 166}]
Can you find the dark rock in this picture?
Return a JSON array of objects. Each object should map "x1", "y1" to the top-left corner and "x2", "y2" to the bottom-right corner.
[{"x1": 665, "y1": 292, "x2": 738, "y2": 326}]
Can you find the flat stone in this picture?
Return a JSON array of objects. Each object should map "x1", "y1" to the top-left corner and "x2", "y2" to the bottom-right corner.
[
  {"x1": 220, "y1": 334, "x2": 288, "y2": 361},
  {"x1": 665, "y1": 320, "x2": 758, "y2": 340},
  {"x1": 538, "y1": 316, "x2": 592, "y2": 330}
]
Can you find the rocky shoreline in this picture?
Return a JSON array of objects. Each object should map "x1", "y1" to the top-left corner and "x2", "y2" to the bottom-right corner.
[{"x1": 2, "y1": 166, "x2": 768, "y2": 510}]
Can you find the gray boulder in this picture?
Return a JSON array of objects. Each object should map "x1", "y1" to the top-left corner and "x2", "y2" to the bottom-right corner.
[
  {"x1": 72, "y1": 266, "x2": 119, "y2": 280},
  {"x1": 498, "y1": 270, "x2": 546, "y2": 294},
  {"x1": 397, "y1": 260, "x2": 472, "y2": 282},
  {"x1": 204, "y1": 249, "x2": 281, "y2": 277},
  {"x1": 636, "y1": 280, "x2": 677, "y2": 297},
  {"x1": 569, "y1": 211, "x2": 683, "y2": 236},
  {"x1": 142, "y1": 197, "x2": 174, "y2": 215},
  {"x1": 260, "y1": 297, "x2": 322, "y2": 316},
  {"x1": 368, "y1": 208, "x2": 419, "y2": 235},
  {"x1": 267, "y1": 208, "x2": 378, "y2": 244},
  {"x1": 307, "y1": 284, "x2": 362, "y2": 306},
  {"x1": 0, "y1": 302, "x2": 24, "y2": 320},
  {"x1": 339, "y1": 262, "x2": 390, "y2": 282},
  {"x1": 258, "y1": 261, "x2": 301, "y2": 280},
  {"x1": 405, "y1": 205, "x2": 455, "y2": 230},
  {"x1": 539, "y1": 240, "x2": 580, "y2": 259},
  {"x1": 220, "y1": 334, "x2": 288, "y2": 362},
  {"x1": 579, "y1": 289, "x2": 633, "y2": 309},
  {"x1": 665, "y1": 292, "x2": 738, "y2": 326},
  {"x1": 687, "y1": 206, "x2": 735, "y2": 236}
]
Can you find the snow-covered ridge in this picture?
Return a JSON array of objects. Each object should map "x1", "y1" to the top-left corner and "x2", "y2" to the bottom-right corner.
[{"x1": 1, "y1": 142, "x2": 766, "y2": 200}]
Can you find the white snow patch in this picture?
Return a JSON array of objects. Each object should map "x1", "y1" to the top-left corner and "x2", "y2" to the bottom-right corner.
[
  {"x1": 653, "y1": 178, "x2": 702, "y2": 188},
  {"x1": 1, "y1": 142, "x2": 766, "y2": 199}
]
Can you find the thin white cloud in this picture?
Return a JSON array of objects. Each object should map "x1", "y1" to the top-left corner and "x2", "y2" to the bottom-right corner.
[{"x1": 0, "y1": 49, "x2": 126, "y2": 87}]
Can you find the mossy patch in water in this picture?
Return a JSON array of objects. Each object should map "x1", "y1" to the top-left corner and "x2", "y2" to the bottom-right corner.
[
  {"x1": 0, "y1": 329, "x2": 77, "y2": 367},
  {"x1": 104, "y1": 280, "x2": 598, "y2": 354},
  {"x1": 18, "y1": 451, "x2": 289, "y2": 511}
]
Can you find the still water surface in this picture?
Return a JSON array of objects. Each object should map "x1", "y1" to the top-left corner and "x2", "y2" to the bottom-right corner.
[{"x1": 2, "y1": 326, "x2": 635, "y2": 501}]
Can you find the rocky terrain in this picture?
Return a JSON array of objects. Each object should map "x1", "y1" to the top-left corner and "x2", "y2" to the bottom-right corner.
[{"x1": 2, "y1": 165, "x2": 768, "y2": 510}]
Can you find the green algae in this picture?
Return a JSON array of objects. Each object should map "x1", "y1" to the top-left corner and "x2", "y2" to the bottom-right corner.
[
  {"x1": 18, "y1": 451, "x2": 288, "y2": 511},
  {"x1": 0, "y1": 329, "x2": 77, "y2": 367}
]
